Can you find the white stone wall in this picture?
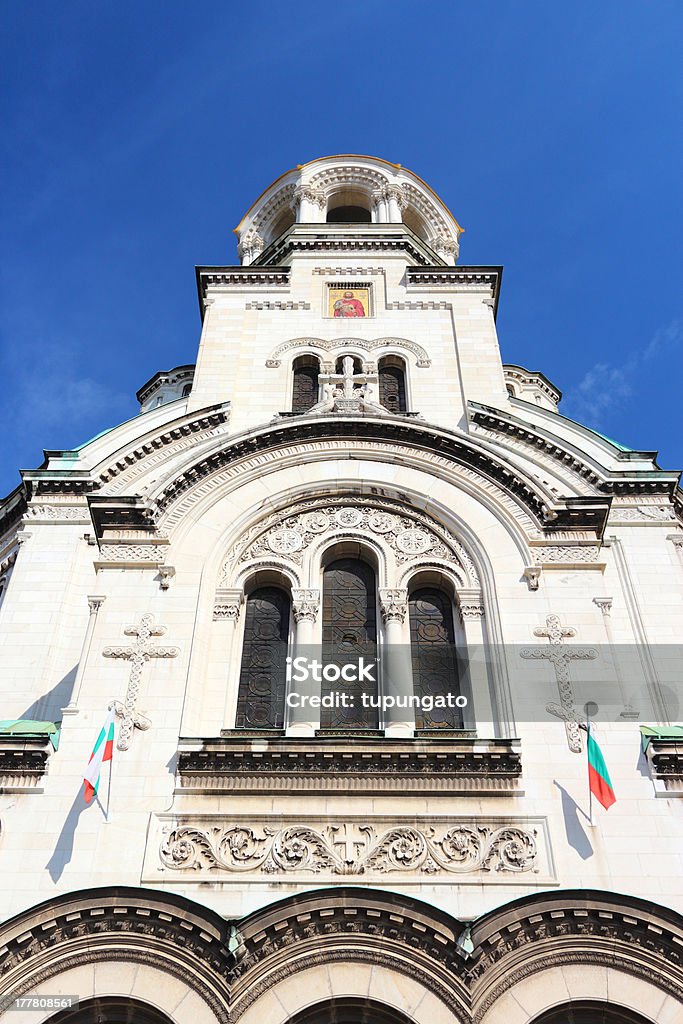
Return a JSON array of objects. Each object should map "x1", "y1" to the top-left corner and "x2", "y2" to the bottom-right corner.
[{"x1": 1, "y1": 171, "x2": 682, "y2": 947}]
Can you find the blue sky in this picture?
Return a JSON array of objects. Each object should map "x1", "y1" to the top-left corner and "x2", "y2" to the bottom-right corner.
[{"x1": 1, "y1": 1, "x2": 681, "y2": 497}]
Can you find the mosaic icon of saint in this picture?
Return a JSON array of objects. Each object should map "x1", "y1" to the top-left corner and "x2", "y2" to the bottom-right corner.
[{"x1": 333, "y1": 290, "x2": 366, "y2": 317}]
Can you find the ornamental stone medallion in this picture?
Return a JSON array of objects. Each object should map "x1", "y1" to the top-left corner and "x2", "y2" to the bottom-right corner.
[{"x1": 144, "y1": 815, "x2": 555, "y2": 886}]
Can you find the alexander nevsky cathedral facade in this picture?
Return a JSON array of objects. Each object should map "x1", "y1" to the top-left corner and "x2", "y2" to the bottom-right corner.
[{"x1": 1, "y1": 156, "x2": 682, "y2": 1024}]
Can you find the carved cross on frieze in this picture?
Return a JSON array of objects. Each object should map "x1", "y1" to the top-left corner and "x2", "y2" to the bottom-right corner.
[
  {"x1": 103, "y1": 614, "x2": 179, "y2": 751},
  {"x1": 330, "y1": 823, "x2": 368, "y2": 867},
  {"x1": 521, "y1": 614, "x2": 597, "y2": 752}
]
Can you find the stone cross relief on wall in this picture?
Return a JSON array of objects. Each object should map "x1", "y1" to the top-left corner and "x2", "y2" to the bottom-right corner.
[
  {"x1": 103, "y1": 614, "x2": 179, "y2": 751},
  {"x1": 521, "y1": 614, "x2": 597, "y2": 753}
]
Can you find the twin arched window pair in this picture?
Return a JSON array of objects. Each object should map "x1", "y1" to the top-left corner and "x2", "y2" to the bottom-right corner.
[
  {"x1": 236, "y1": 558, "x2": 464, "y2": 733},
  {"x1": 292, "y1": 356, "x2": 407, "y2": 414}
]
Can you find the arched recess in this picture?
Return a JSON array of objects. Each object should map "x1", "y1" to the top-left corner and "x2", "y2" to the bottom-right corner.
[
  {"x1": 321, "y1": 548, "x2": 379, "y2": 729},
  {"x1": 378, "y1": 355, "x2": 408, "y2": 413},
  {"x1": 231, "y1": 885, "x2": 469, "y2": 1024},
  {"x1": 408, "y1": 585, "x2": 463, "y2": 729},
  {"x1": 291, "y1": 354, "x2": 320, "y2": 413},
  {"x1": 235, "y1": 583, "x2": 291, "y2": 729},
  {"x1": 47, "y1": 997, "x2": 175, "y2": 1024}
]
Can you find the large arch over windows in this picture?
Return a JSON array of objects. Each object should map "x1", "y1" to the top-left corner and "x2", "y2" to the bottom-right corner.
[
  {"x1": 292, "y1": 355, "x2": 320, "y2": 413},
  {"x1": 321, "y1": 554, "x2": 378, "y2": 729},
  {"x1": 235, "y1": 585, "x2": 290, "y2": 729}
]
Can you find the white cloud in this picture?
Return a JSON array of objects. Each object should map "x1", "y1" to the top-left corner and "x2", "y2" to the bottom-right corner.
[{"x1": 563, "y1": 317, "x2": 682, "y2": 428}]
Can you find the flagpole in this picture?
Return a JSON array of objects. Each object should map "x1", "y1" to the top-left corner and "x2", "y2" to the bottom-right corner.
[
  {"x1": 105, "y1": 751, "x2": 113, "y2": 823},
  {"x1": 586, "y1": 717, "x2": 593, "y2": 826},
  {"x1": 584, "y1": 700, "x2": 598, "y2": 827}
]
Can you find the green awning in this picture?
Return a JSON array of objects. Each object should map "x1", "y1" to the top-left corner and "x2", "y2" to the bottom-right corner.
[
  {"x1": 640, "y1": 725, "x2": 683, "y2": 752},
  {"x1": 0, "y1": 720, "x2": 61, "y2": 750}
]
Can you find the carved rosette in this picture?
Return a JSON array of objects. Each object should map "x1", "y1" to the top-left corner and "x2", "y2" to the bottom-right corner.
[{"x1": 158, "y1": 820, "x2": 539, "y2": 878}]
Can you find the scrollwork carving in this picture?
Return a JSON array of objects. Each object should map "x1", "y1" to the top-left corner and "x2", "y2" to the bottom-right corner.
[{"x1": 159, "y1": 820, "x2": 538, "y2": 877}]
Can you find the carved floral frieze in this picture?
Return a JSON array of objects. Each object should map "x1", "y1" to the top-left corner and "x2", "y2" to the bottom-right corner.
[{"x1": 151, "y1": 816, "x2": 551, "y2": 884}]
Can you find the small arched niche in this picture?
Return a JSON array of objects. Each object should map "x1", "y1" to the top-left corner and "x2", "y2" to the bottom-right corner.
[
  {"x1": 335, "y1": 354, "x2": 363, "y2": 374},
  {"x1": 378, "y1": 355, "x2": 407, "y2": 413},
  {"x1": 326, "y1": 189, "x2": 372, "y2": 223},
  {"x1": 292, "y1": 354, "x2": 321, "y2": 413}
]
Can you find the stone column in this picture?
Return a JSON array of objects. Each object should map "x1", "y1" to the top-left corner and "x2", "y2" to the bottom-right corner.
[
  {"x1": 62, "y1": 595, "x2": 106, "y2": 714},
  {"x1": 372, "y1": 188, "x2": 388, "y2": 223},
  {"x1": 379, "y1": 588, "x2": 415, "y2": 737},
  {"x1": 216, "y1": 590, "x2": 244, "y2": 732},
  {"x1": 386, "y1": 185, "x2": 405, "y2": 223},
  {"x1": 457, "y1": 590, "x2": 493, "y2": 735},
  {"x1": 287, "y1": 589, "x2": 321, "y2": 736}
]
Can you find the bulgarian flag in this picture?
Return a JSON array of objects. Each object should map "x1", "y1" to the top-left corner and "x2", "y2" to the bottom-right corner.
[
  {"x1": 587, "y1": 724, "x2": 616, "y2": 810},
  {"x1": 83, "y1": 707, "x2": 115, "y2": 804}
]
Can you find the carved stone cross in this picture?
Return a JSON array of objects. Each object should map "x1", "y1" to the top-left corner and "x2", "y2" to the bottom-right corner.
[
  {"x1": 103, "y1": 614, "x2": 179, "y2": 751},
  {"x1": 311, "y1": 356, "x2": 386, "y2": 415},
  {"x1": 521, "y1": 614, "x2": 597, "y2": 752},
  {"x1": 330, "y1": 823, "x2": 366, "y2": 865}
]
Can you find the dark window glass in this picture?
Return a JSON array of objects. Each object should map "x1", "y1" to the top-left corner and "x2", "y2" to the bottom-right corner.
[
  {"x1": 292, "y1": 357, "x2": 320, "y2": 413},
  {"x1": 378, "y1": 362, "x2": 407, "y2": 413},
  {"x1": 322, "y1": 559, "x2": 378, "y2": 728},
  {"x1": 326, "y1": 205, "x2": 372, "y2": 223},
  {"x1": 408, "y1": 588, "x2": 462, "y2": 729},
  {"x1": 236, "y1": 587, "x2": 289, "y2": 728}
]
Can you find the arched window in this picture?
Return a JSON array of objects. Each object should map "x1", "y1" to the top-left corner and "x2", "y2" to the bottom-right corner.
[
  {"x1": 236, "y1": 586, "x2": 290, "y2": 729},
  {"x1": 322, "y1": 558, "x2": 378, "y2": 729},
  {"x1": 326, "y1": 205, "x2": 372, "y2": 223},
  {"x1": 47, "y1": 997, "x2": 173, "y2": 1024},
  {"x1": 181, "y1": 382, "x2": 192, "y2": 397},
  {"x1": 532, "y1": 1003, "x2": 653, "y2": 1024},
  {"x1": 408, "y1": 587, "x2": 463, "y2": 729},
  {"x1": 292, "y1": 355, "x2": 320, "y2": 413},
  {"x1": 378, "y1": 356, "x2": 407, "y2": 413}
]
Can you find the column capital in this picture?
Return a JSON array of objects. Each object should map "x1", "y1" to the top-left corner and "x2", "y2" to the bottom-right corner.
[
  {"x1": 458, "y1": 589, "x2": 485, "y2": 619},
  {"x1": 292, "y1": 588, "x2": 320, "y2": 623},
  {"x1": 379, "y1": 588, "x2": 408, "y2": 624},
  {"x1": 87, "y1": 595, "x2": 106, "y2": 614},
  {"x1": 593, "y1": 596, "x2": 613, "y2": 615},
  {"x1": 213, "y1": 588, "x2": 243, "y2": 622}
]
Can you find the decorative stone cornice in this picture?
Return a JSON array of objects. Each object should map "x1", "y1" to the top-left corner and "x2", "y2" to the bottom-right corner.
[
  {"x1": 406, "y1": 266, "x2": 502, "y2": 316},
  {"x1": 470, "y1": 403, "x2": 680, "y2": 500},
  {"x1": 0, "y1": 735, "x2": 52, "y2": 792},
  {"x1": 176, "y1": 735, "x2": 523, "y2": 795}
]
